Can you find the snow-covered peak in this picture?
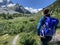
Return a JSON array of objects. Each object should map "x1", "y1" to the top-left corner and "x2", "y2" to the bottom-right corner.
[
  {"x1": 0, "y1": 0, "x2": 14, "y2": 7},
  {"x1": 25, "y1": 7, "x2": 42, "y2": 13},
  {"x1": 0, "y1": 0, "x2": 10, "y2": 3}
]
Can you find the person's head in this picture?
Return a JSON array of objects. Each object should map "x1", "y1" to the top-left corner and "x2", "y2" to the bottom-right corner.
[{"x1": 42, "y1": 8, "x2": 50, "y2": 16}]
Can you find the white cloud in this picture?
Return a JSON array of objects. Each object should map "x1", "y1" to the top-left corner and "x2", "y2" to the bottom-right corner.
[
  {"x1": 0, "y1": 0, "x2": 10, "y2": 2},
  {"x1": 7, "y1": 0, "x2": 10, "y2": 2},
  {"x1": 25, "y1": 7, "x2": 42, "y2": 13},
  {"x1": 0, "y1": 0, "x2": 3, "y2": 2},
  {"x1": 7, "y1": 4, "x2": 16, "y2": 7}
]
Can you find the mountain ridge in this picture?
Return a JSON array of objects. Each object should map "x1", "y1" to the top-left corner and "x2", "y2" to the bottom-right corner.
[{"x1": 0, "y1": 0, "x2": 31, "y2": 14}]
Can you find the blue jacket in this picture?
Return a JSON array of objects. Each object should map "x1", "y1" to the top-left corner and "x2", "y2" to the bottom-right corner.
[
  {"x1": 37, "y1": 16, "x2": 45, "y2": 36},
  {"x1": 37, "y1": 16, "x2": 59, "y2": 36}
]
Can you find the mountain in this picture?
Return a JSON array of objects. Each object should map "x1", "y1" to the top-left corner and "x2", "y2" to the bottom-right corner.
[
  {"x1": 0, "y1": 0, "x2": 31, "y2": 14},
  {"x1": 0, "y1": 8, "x2": 19, "y2": 14},
  {"x1": 7, "y1": 3, "x2": 31, "y2": 14}
]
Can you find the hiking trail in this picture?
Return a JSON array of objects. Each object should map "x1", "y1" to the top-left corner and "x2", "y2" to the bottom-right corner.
[{"x1": 12, "y1": 34, "x2": 19, "y2": 45}]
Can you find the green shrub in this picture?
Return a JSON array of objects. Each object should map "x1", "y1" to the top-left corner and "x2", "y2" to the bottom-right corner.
[
  {"x1": 19, "y1": 32, "x2": 40, "y2": 45},
  {"x1": 29, "y1": 18, "x2": 35, "y2": 22}
]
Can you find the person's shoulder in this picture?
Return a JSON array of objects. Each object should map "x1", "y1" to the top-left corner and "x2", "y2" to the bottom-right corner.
[
  {"x1": 51, "y1": 17, "x2": 59, "y2": 23},
  {"x1": 39, "y1": 16, "x2": 45, "y2": 20},
  {"x1": 51, "y1": 17, "x2": 58, "y2": 20}
]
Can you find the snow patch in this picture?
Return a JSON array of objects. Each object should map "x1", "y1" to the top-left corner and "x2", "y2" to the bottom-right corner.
[{"x1": 25, "y1": 7, "x2": 42, "y2": 13}]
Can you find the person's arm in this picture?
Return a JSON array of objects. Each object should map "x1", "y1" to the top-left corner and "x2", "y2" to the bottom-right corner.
[{"x1": 37, "y1": 17, "x2": 45, "y2": 36}]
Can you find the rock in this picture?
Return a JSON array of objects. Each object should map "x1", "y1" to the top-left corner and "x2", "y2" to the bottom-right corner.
[{"x1": 49, "y1": 33, "x2": 60, "y2": 45}]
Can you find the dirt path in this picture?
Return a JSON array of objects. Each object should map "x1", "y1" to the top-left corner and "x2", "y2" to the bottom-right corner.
[
  {"x1": 51, "y1": 33, "x2": 60, "y2": 42},
  {"x1": 49, "y1": 33, "x2": 60, "y2": 45},
  {"x1": 12, "y1": 34, "x2": 19, "y2": 45}
]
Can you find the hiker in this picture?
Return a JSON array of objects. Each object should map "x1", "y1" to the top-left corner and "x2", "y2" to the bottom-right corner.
[{"x1": 37, "y1": 8, "x2": 59, "y2": 45}]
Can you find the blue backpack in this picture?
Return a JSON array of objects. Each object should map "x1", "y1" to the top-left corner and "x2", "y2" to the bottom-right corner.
[{"x1": 40, "y1": 17, "x2": 59, "y2": 36}]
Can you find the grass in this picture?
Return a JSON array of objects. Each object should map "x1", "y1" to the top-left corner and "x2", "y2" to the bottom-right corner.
[
  {"x1": 0, "y1": 28, "x2": 59, "y2": 45},
  {"x1": 0, "y1": 13, "x2": 60, "y2": 45},
  {"x1": 16, "y1": 32, "x2": 41, "y2": 45},
  {"x1": 57, "y1": 28, "x2": 60, "y2": 34},
  {"x1": 0, "y1": 16, "x2": 37, "y2": 45},
  {"x1": 16, "y1": 28, "x2": 60, "y2": 45},
  {"x1": 0, "y1": 34, "x2": 15, "y2": 45}
]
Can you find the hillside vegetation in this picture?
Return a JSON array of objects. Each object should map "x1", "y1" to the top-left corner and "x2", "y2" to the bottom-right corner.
[{"x1": 0, "y1": 11, "x2": 60, "y2": 45}]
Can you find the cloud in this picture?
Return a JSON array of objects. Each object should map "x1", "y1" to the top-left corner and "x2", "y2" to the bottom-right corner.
[
  {"x1": 1, "y1": 4, "x2": 15, "y2": 8},
  {"x1": 0, "y1": 0, "x2": 10, "y2": 2},
  {"x1": 7, "y1": 0, "x2": 10, "y2": 2},
  {"x1": 0, "y1": 0, "x2": 3, "y2": 2},
  {"x1": 7, "y1": 4, "x2": 16, "y2": 7},
  {"x1": 7, "y1": 0, "x2": 11, "y2": 2},
  {"x1": 25, "y1": 7, "x2": 42, "y2": 13}
]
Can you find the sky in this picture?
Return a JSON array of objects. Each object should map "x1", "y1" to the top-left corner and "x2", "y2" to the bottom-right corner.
[
  {"x1": 11, "y1": 0, "x2": 56, "y2": 9},
  {"x1": 11, "y1": 0, "x2": 56, "y2": 13}
]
